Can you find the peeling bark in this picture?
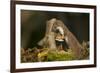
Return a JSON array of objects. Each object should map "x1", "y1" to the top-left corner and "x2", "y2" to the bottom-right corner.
[{"x1": 38, "y1": 18, "x2": 83, "y2": 59}]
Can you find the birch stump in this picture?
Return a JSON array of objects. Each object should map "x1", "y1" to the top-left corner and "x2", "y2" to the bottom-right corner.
[{"x1": 38, "y1": 18, "x2": 83, "y2": 59}]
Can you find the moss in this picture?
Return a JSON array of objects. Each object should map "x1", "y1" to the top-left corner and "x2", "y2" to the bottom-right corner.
[{"x1": 46, "y1": 50, "x2": 75, "y2": 61}]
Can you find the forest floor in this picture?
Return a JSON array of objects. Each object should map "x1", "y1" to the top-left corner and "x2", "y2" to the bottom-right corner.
[{"x1": 21, "y1": 47, "x2": 89, "y2": 63}]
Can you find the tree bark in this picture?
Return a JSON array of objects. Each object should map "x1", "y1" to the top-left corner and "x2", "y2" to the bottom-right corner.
[
  {"x1": 38, "y1": 18, "x2": 57, "y2": 49},
  {"x1": 38, "y1": 18, "x2": 83, "y2": 59}
]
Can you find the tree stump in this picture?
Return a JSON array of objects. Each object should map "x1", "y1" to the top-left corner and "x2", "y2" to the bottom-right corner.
[{"x1": 38, "y1": 18, "x2": 83, "y2": 59}]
